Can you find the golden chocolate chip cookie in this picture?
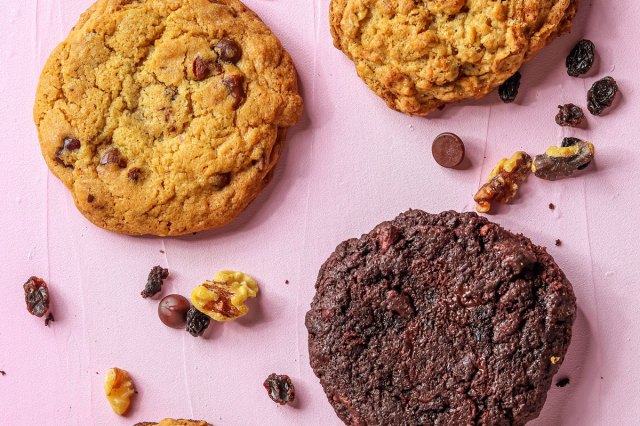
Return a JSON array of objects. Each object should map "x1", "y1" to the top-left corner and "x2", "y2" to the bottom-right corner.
[
  {"x1": 34, "y1": 0, "x2": 303, "y2": 236},
  {"x1": 330, "y1": 0, "x2": 577, "y2": 115}
]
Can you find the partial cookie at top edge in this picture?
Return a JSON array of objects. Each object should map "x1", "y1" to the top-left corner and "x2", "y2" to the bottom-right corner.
[{"x1": 330, "y1": 0, "x2": 577, "y2": 115}]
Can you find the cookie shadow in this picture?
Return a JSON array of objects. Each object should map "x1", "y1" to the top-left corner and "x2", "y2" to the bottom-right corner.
[{"x1": 529, "y1": 306, "x2": 595, "y2": 425}]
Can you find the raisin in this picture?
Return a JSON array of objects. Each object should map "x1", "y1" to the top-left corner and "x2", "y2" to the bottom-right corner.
[
  {"x1": 587, "y1": 76, "x2": 618, "y2": 116},
  {"x1": 566, "y1": 39, "x2": 595, "y2": 77},
  {"x1": 555, "y1": 104, "x2": 585, "y2": 127},
  {"x1": 498, "y1": 71, "x2": 521, "y2": 103},
  {"x1": 140, "y1": 266, "x2": 169, "y2": 298},
  {"x1": 561, "y1": 137, "x2": 591, "y2": 170},
  {"x1": 263, "y1": 373, "x2": 296, "y2": 405},
  {"x1": 100, "y1": 148, "x2": 127, "y2": 168},
  {"x1": 128, "y1": 168, "x2": 142, "y2": 181},
  {"x1": 223, "y1": 75, "x2": 246, "y2": 109},
  {"x1": 215, "y1": 38, "x2": 242, "y2": 64},
  {"x1": 186, "y1": 306, "x2": 210, "y2": 337},
  {"x1": 556, "y1": 377, "x2": 570, "y2": 387},
  {"x1": 45, "y1": 312, "x2": 55, "y2": 326},
  {"x1": 24, "y1": 276, "x2": 50, "y2": 317}
]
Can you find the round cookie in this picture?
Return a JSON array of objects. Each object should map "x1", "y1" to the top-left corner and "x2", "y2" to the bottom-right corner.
[
  {"x1": 34, "y1": 0, "x2": 303, "y2": 236},
  {"x1": 330, "y1": 0, "x2": 577, "y2": 115},
  {"x1": 306, "y1": 210, "x2": 576, "y2": 425}
]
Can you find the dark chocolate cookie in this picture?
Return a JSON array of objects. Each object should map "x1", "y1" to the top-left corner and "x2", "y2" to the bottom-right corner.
[{"x1": 306, "y1": 210, "x2": 576, "y2": 425}]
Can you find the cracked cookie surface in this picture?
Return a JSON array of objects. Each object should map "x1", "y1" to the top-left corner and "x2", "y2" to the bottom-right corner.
[
  {"x1": 34, "y1": 0, "x2": 303, "y2": 236},
  {"x1": 306, "y1": 210, "x2": 576, "y2": 425},
  {"x1": 330, "y1": 0, "x2": 577, "y2": 115}
]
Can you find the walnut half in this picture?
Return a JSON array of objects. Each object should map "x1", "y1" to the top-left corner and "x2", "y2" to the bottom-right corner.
[{"x1": 190, "y1": 271, "x2": 259, "y2": 322}]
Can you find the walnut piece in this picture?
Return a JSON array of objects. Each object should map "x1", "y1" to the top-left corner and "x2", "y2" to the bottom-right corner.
[
  {"x1": 104, "y1": 367, "x2": 136, "y2": 415},
  {"x1": 532, "y1": 141, "x2": 595, "y2": 181},
  {"x1": 190, "y1": 271, "x2": 259, "y2": 322},
  {"x1": 474, "y1": 152, "x2": 532, "y2": 213}
]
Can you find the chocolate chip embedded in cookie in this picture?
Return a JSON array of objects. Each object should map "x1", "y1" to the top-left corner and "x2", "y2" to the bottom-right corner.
[
  {"x1": 306, "y1": 210, "x2": 576, "y2": 425},
  {"x1": 329, "y1": 0, "x2": 577, "y2": 115},
  {"x1": 34, "y1": 0, "x2": 303, "y2": 236}
]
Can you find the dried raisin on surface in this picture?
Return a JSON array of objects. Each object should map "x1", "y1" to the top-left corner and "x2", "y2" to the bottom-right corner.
[
  {"x1": 587, "y1": 76, "x2": 618, "y2": 116},
  {"x1": 555, "y1": 104, "x2": 585, "y2": 127},
  {"x1": 566, "y1": 39, "x2": 595, "y2": 77},
  {"x1": 498, "y1": 71, "x2": 521, "y2": 103},
  {"x1": 24, "y1": 276, "x2": 50, "y2": 317},
  {"x1": 140, "y1": 266, "x2": 169, "y2": 298},
  {"x1": 186, "y1": 306, "x2": 210, "y2": 337},
  {"x1": 263, "y1": 373, "x2": 296, "y2": 405}
]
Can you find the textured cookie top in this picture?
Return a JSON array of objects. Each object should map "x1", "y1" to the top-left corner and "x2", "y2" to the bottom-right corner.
[
  {"x1": 330, "y1": 0, "x2": 577, "y2": 115},
  {"x1": 306, "y1": 210, "x2": 576, "y2": 425},
  {"x1": 34, "y1": 0, "x2": 302, "y2": 236}
]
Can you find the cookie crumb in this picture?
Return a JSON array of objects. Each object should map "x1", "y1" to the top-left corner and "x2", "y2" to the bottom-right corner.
[
  {"x1": 548, "y1": 203, "x2": 555, "y2": 210},
  {"x1": 160, "y1": 249, "x2": 165, "y2": 254},
  {"x1": 0, "y1": 371, "x2": 6, "y2": 376},
  {"x1": 285, "y1": 280, "x2": 289, "y2": 285},
  {"x1": 555, "y1": 377, "x2": 570, "y2": 387},
  {"x1": 45, "y1": 312, "x2": 55, "y2": 326},
  {"x1": 555, "y1": 239, "x2": 562, "y2": 246}
]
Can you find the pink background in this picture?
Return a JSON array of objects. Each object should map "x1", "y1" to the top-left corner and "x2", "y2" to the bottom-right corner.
[{"x1": 1, "y1": 0, "x2": 639, "y2": 424}]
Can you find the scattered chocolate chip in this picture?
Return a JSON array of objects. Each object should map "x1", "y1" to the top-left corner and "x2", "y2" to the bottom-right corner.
[
  {"x1": 24, "y1": 277, "x2": 50, "y2": 318},
  {"x1": 566, "y1": 39, "x2": 595, "y2": 77},
  {"x1": 211, "y1": 172, "x2": 231, "y2": 190},
  {"x1": 87, "y1": 194, "x2": 95, "y2": 203},
  {"x1": 548, "y1": 203, "x2": 555, "y2": 210},
  {"x1": 555, "y1": 239, "x2": 562, "y2": 246},
  {"x1": 215, "y1": 37, "x2": 242, "y2": 64},
  {"x1": 158, "y1": 294, "x2": 191, "y2": 329},
  {"x1": 186, "y1": 306, "x2": 210, "y2": 337},
  {"x1": 222, "y1": 75, "x2": 246, "y2": 109},
  {"x1": 128, "y1": 168, "x2": 142, "y2": 181},
  {"x1": 44, "y1": 312, "x2": 55, "y2": 326},
  {"x1": 263, "y1": 373, "x2": 296, "y2": 405},
  {"x1": 555, "y1": 104, "x2": 585, "y2": 127},
  {"x1": 587, "y1": 76, "x2": 618, "y2": 116},
  {"x1": 100, "y1": 148, "x2": 127, "y2": 168},
  {"x1": 498, "y1": 71, "x2": 521, "y2": 103},
  {"x1": 431, "y1": 132, "x2": 465, "y2": 168},
  {"x1": 140, "y1": 266, "x2": 169, "y2": 299},
  {"x1": 556, "y1": 377, "x2": 570, "y2": 387}
]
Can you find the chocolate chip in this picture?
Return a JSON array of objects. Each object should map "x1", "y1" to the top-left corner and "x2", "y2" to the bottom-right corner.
[
  {"x1": 55, "y1": 137, "x2": 81, "y2": 167},
  {"x1": 222, "y1": 75, "x2": 246, "y2": 109},
  {"x1": 128, "y1": 168, "x2": 142, "y2": 181},
  {"x1": 215, "y1": 37, "x2": 242, "y2": 64},
  {"x1": 192, "y1": 56, "x2": 222, "y2": 81},
  {"x1": 87, "y1": 194, "x2": 95, "y2": 203},
  {"x1": 432, "y1": 132, "x2": 465, "y2": 168},
  {"x1": 158, "y1": 294, "x2": 190, "y2": 329},
  {"x1": 211, "y1": 172, "x2": 231, "y2": 190},
  {"x1": 100, "y1": 148, "x2": 127, "y2": 168},
  {"x1": 62, "y1": 137, "x2": 81, "y2": 151}
]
